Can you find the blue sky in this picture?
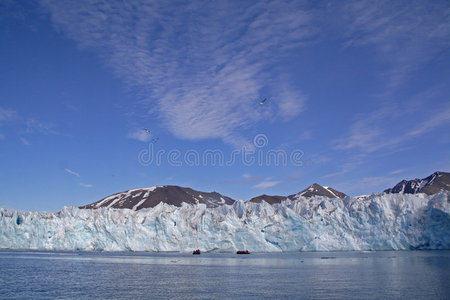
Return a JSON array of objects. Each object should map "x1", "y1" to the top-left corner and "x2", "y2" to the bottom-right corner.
[{"x1": 1, "y1": 0, "x2": 449, "y2": 211}]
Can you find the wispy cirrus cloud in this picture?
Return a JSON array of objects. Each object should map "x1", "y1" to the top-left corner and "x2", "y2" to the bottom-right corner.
[
  {"x1": 347, "y1": 176, "x2": 398, "y2": 195},
  {"x1": 25, "y1": 118, "x2": 57, "y2": 135},
  {"x1": 334, "y1": 103, "x2": 450, "y2": 154},
  {"x1": 0, "y1": 107, "x2": 15, "y2": 141},
  {"x1": 330, "y1": 100, "x2": 449, "y2": 183},
  {"x1": 64, "y1": 168, "x2": 93, "y2": 187},
  {"x1": 240, "y1": 173, "x2": 263, "y2": 184},
  {"x1": 79, "y1": 182, "x2": 93, "y2": 188},
  {"x1": 0, "y1": 107, "x2": 59, "y2": 142},
  {"x1": 332, "y1": 173, "x2": 403, "y2": 196},
  {"x1": 222, "y1": 173, "x2": 263, "y2": 185},
  {"x1": 320, "y1": 153, "x2": 367, "y2": 180},
  {"x1": 128, "y1": 129, "x2": 152, "y2": 143},
  {"x1": 20, "y1": 137, "x2": 30, "y2": 146},
  {"x1": 39, "y1": 0, "x2": 313, "y2": 146},
  {"x1": 299, "y1": 130, "x2": 312, "y2": 141},
  {"x1": 0, "y1": 106, "x2": 16, "y2": 124},
  {"x1": 332, "y1": 106, "x2": 397, "y2": 153},
  {"x1": 253, "y1": 180, "x2": 280, "y2": 189},
  {"x1": 407, "y1": 106, "x2": 450, "y2": 137},
  {"x1": 321, "y1": 170, "x2": 347, "y2": 179},
  {"x1": 65, "y1": 168, "x2": 80, "y2": 177},
  {"x1": 338, "y1": 0, "x2": 450, "y2": 90},
  {"x1": 390, "y1": 169, "x2": 406, "y2": 175}
]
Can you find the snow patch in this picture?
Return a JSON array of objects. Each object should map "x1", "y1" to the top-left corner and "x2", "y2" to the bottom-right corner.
[
  {"x1": 95, "y1": 195, "x2": 117, "y2": 208},
  {"x1": 128, "y1": 186, "x2": 160, "y2": 193},
  {"x1": 324, "y1": 186, "x2": 339, "y2": 198},
  {"x1": 132, "y1": 199, "x2": 147, "y2": 211}
]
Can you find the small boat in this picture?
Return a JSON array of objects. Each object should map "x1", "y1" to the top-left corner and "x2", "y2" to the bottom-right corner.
[
  {"x1": 236, "y1": 250, "x2": 250, "y2": 254},
  {"x1": 192, "y1": 249, "x2": 201, "y2": 255}
]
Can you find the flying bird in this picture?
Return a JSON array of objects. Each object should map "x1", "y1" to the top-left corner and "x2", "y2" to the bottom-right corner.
[
  {"x1": 259, "y1": 98, "x2": 267, "y2": 105},
  {"x1": 152, "y1": 137, "x2": 159, "y2": 143},
  {"x1": 144, "y1": 128, "x2": 150, "y2": 134}
]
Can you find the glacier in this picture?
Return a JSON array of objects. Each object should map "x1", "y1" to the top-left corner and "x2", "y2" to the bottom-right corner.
[{"x1": 1, "y1": 192, "x2": 449, "y2": 252}]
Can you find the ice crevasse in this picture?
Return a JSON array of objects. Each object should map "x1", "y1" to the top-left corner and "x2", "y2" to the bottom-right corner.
[{"x1": 0, "y1": 192, "x2": 449, "y2": 252}]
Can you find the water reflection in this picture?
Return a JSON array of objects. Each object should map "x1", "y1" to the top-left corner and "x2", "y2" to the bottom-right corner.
[{"x1": 0, "y1": 250, "x2": 448, "y2": 299}]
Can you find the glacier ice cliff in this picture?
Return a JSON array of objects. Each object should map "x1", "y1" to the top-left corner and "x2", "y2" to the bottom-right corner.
[{"x1": 1, "y1": 192, "x2": 449, "y2": 252}]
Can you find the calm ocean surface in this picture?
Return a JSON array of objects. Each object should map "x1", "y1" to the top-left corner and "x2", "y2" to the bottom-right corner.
[{"x1": 0, "y1": 250, "x2": 448, "y2": 299}]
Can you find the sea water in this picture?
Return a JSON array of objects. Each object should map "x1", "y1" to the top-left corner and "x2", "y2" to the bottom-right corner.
[{"x1": 0, "y1": 250, "x2": 448, "y2": 299}]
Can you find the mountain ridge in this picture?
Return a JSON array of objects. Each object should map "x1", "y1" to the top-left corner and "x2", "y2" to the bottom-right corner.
[
  {"x1": 248, "y1": 183, "x2": 347, "y2": 204},
  {"x1": 80, "y1": 185, "x2": 235, "y2": 210},
  {"x1": 384, "y1": 171, "x2": 450, "y2": 195},
  {"x1": 80, "y1": 171, "x2": 450, "y2": 210}
]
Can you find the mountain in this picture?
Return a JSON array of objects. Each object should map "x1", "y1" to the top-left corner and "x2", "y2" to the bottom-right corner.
[
  {"x1": 248, "y1": 194, "x2": 288, "y2": 204},
  {"x1": 291, "y1": 183, "x2": 347, "y2": 199},
  {"x1": 3, "y1": 192, "x2": 449, "y2": 252},
  {"x1": 2, "y1": 172, "x2": 449, "y2": 252},
  {"x1": 81, "y1": 171, "x2": 448, "y2": 210},
  {"x1": 384, "y1": 171, "x2": 450, "y2": 195},
  {"x1": 80, "y1": 185, "x2": 235, "y2": 210},
  {"x1": 249, "y1": 183, "x2": 346, "y2": 204}
]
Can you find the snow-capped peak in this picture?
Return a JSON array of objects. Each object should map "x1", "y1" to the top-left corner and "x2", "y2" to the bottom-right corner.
[
  {"x1": 384, "y1": 171, "x2": 450, "y2": 195},
  {"x1": 80, "y1": 185, "x2": 235, "y2": 211},
  {"x1": 292, "y1": 183, "x2": 346, "y2": 199},
  {"x1": 248, "y1": 183, "x2": 346, "y2": 204}
]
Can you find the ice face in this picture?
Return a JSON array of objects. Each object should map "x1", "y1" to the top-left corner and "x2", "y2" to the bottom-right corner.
[{"x1": 0, "y1": 192, "x2": 449, "y2": 252}]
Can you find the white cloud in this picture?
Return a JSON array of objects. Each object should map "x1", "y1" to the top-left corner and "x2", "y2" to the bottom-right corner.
[
  {"x1": 299, "y1": 130, "x2": 312, "y2": 141},
  {"x1": 275, "y1": 86, "x2": 306, "y2": 119},
  {"x1": 339, "y1": 0, "x2": 450, "y2": 90},
  {"x1": 128, "y1": 129, "x2": 152, "y2": 142},
  {"x1": 65, "y1": 168, "x2": 80, "y2": 177},
  {"x1": 359, "y1": 176, "x2": 397, "y2": 187},
  {"x1": 64, "y1": 101, "x2": 79, "y2": 112},
  {"x1": 40, "y1": 0, "x2": 312, "y2": 147},
  {"x1": 238, "y1": 173, "x2": 263, "y2": 184},
  {"x1": 20, "y1": 137, "x2": 30, "y2": 146},
  {"x1": 25, "y1": 118, "x2": 57, "y2": 135},
  {"x1": 333, "y1": 106, "x2": 396, "y2": 152},
  {"x1": 0, "y1": 108, "x2": 58, "y2": 140},
  {"x1": 407, "y1": 106, "x2": 450, "y2": 137},
  {"x1": 226, "y1": 173, "x2": 263, "y2": 185},
  {"x1": 253, "y1": 180, "x2": 280, "y2": 189},
  {"x1": 321, "y1": 170, "x2": 347, "y2": 179},
  {"x1": 0, "y1": 107, "x2": 16, "y2": 124},
  {"x1": 333, "y1": 175, "x2": 400, "y2": 196},
  {"x1": 79, "y1": 182, "x2": 93, "y2": 188},
  {"x1": 390, "y1": 169, "x2": 406, "y2": 175},
  {"x1": 334, "y1": 103, "x2": 450, "y2": 155}
]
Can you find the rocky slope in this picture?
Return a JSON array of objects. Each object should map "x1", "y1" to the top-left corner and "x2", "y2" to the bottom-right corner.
[
  {"x1": 384, "y1": 171, "x2": 450, "y2": 195},
  {"x1": 249, "y1": 183, "x2": 346, "y2": 204},
  {"x1": 80, "y1": 185, "x2": 235, "y2": 210}
]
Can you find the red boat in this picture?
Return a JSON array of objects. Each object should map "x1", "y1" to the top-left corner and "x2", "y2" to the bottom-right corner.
[
  {"x1": 236, "y1": 250, "x2": 250, "y2": 254},
  {"x1": 192, "y1": 249, "x2": 201, "y2": 255}
]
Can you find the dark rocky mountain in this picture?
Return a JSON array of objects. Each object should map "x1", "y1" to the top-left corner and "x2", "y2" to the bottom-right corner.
[
  {"x1": 248, "y1": 194, "x2": 288, "y2": 204},
  {"x1": 80, "y1": 185, "x2": 235, "y2": 211},
  {"x1": 249, "y1": 183, "x2": 346, "y2": 204},
  {"x1": 292, "y1": 183, "x2": 347, "y2": 199},
  {"x1": 81, "y1": 172, "x2": 448, "y2": 210},
  {"x1": 384, "y1": 171, "x2": 450, "y2": 195}
]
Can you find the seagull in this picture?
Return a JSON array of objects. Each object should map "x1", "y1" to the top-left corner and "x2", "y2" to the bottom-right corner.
[
  {"x1": 152, "y1": 137, "x2": 159, "y2": 143},
  {"x1": 259, "y1": 98, "x2": 267, "y2": 105},
  {"x1": 144, "y1": 128, "x2": 150, "y2": 134}
]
